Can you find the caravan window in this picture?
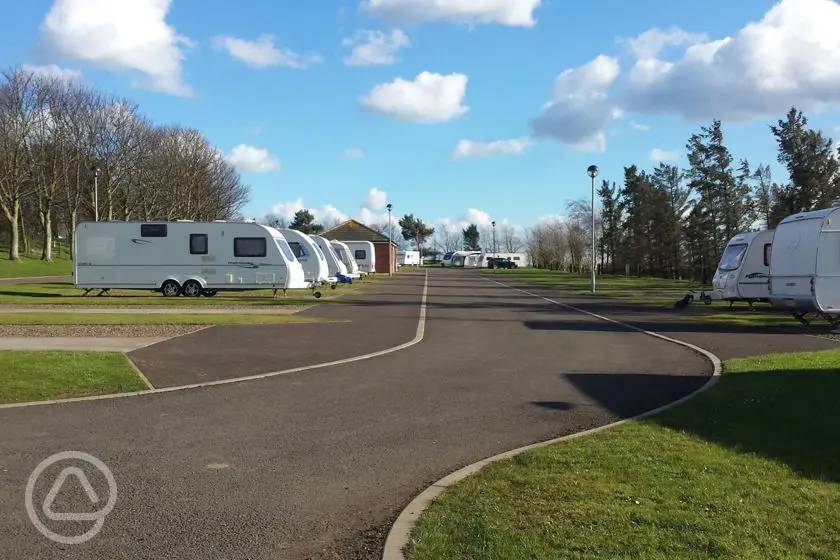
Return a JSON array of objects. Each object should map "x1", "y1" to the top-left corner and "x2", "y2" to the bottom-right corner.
[
  {"x1": 719, "y1": 243, "x2": 748, "y2": 271},
  {"x1": 763, "y1": 243, "x2": 772, "y2": 266},
  {"x1": 288, "y1": 242, "x2": 307, "y2": 258},
  {"x1": 234, "y1": 237, "x2": 266, "y2": 257},
  {"x1": 141, "y1": 224, "x2": 167, "y2": 237},
  {"x1": 274, "y1": 238, "x2": 296, "y2": 261},
  {"x1": 190, "y1": 234, "x2": 208, "y2": 254},
  {"x1": 354, "y1": 249, "x2": 366, "y2": 259}
]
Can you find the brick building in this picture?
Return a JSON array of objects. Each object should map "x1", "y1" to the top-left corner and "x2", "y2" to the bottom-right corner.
[{"x1": 321, "y1": 220, "x2": 398, "y2": 274}]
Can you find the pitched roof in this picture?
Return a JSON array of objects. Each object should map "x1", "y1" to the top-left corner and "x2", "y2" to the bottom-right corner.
[{"x1": 322, "y1": 219, "x2": 395, "y2": 243}]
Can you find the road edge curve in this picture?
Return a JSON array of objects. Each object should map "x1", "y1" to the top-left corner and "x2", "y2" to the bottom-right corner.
[
  {"x1": 381, "y1": 278, "x2": 722, "y2": 560},
  {"x1": 0, "y1": 271, "x2": 429, "y2": 410}
]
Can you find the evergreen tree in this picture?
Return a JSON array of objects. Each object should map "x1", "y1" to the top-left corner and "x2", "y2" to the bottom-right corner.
[
  {"x1": 462, "y1": 224, "x2": 480, "y2": 250},
  {"x1": 770, "y1": 107, "x2": 840, "y2": 224},
  {"x1": 597, "y1": 180, "x2": 620, "y2": 273},
  {"x1": 398, "y1": 214, "x2": 434, "y2": 258},
  {"x1": 751, "y1": 164, "x2": 774, "y2": 229},
  {"x1": 289, "y1": 209, "x2": 323, "y2": 234},
  {"x1": 651, "y1": 163, "x2": 690, "y2": 278}
]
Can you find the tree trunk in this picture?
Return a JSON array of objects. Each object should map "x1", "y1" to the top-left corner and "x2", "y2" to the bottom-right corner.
[
  {"x1": 21, "y1": 213, "x2": 30, "y2": 256},
  {"x1": 5, "y1": 200, "x2": 20, "y2": 260},
  {"x1": 68, "y1": 210, "x2": 77, "y2": 260},
  {"x1": 40, "y1": 206, "x2": 52, "y2": 262}
]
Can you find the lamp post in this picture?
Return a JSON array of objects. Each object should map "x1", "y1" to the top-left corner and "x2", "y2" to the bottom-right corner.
[
  {"x1": 92, "y1": 166, "x2": 100, "y2": 222},
  {"x1": 386, "y1": 203, "x2": 393, "y2": 276},
  {"x1": 491, "y1": 220, "x2": 497, "y2": 255},
  {"x1": 587, "y1": 165, "x2": 599, "y2": 294}
]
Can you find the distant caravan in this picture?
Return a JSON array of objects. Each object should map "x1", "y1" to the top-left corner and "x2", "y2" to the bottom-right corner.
[
  {"x1": 678, "y1": 230, "x2": 773, "y2": 307},
  {"x1": 769, "y1": 205, "x2": 840, "y2": 325},
  {"x1": 341, "y1": 241, "x2": 376, "y2": 274},
  {"x1": 280, "y1": 228, "x2": 337, "y2": 293},
  {"x1": 310, "y1": 235, "x2": 352, "y2": 283},
  {"x1": 330, "y1": 241, "x2": 363, "y2": 279},
  {"x1": 74, "y1": 221, "x2": 307, "y2": 297}
]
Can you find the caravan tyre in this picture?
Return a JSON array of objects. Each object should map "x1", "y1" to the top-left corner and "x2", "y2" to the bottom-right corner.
[
  {"x1": 202, "y1": 290, "x2": 218, "y2": 297},
  {"x1": 182, "y1": 280, "x2": 203, "y2": 297},
  {"x1": 161, "y1": 280, "x2": 181, "y2": 297}
]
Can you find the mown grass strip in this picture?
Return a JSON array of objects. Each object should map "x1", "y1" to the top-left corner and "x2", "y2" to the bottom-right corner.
[
  {"x1": 0, "y1": 312, "x2": 332, "y2": 326},
  {"x1": 409, "y1": 349, "x2": 840, "y2": 560},
  {"x1": 0, "y1": 351, "x2": 148, "y2": 404}
]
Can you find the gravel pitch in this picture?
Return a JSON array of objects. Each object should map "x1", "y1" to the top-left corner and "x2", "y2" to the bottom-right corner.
[{"x1": 0, "y1": 325, "x2": 203, "y2": 338}]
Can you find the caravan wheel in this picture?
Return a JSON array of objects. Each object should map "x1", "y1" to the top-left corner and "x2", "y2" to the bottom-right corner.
[
  {"x1": 182, "y1": 280, "x2": 203, "y2": 297},
  {"x1": 161, "y1": 280, "x2": 181, "y2": 297}
]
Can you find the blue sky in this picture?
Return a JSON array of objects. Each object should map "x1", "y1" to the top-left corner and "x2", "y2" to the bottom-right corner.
[{"x1": 3, "y1": 0, "x2": 840, "y2": 233}]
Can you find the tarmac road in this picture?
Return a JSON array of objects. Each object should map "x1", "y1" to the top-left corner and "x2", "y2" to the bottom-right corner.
[{"x1": 0, "y1": 268, "x2": 829, "y2": 560}]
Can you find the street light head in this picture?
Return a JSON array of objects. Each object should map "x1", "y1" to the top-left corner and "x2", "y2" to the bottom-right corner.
[
  {"x1": 587, "y1": 165, "x2": 599, "y2": 178},
  {"x1": 386, "y1": 203, "x2": 392, "y2": 211},
  {"x1": 491, "y1": 220, "x2": 496, "y2": 227}
]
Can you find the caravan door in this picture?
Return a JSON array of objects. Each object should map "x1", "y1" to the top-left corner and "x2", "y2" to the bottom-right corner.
[{"x1": 815, "y1": 230, "x2": 840, "y2": 313}]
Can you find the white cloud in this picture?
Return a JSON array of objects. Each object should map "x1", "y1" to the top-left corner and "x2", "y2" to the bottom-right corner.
[
  {"x1": 360, "y1": 0, "x2": 541, "y2": 27},
  {"x1": 343, "y1": 29, "x2": 409, "y2": 66},
  {"x1": 342, "y1": 148, "x2": 365, "y2": 159},
  {"x1": 625, "y1": 0, "x2": 840, "y2": 120},
  {"x1": 225, "y1": 144, "x2": 280, "y2": 173},
  {"x1": 530, "y1": 54, "x2": 621, "y2": 152},
  {"x1": 214, "y1": 34, "x2": 322, "y2": 69},
  {"x1": 630, "y1": 121, "x2": 650, "y2": 132},
  {"x1": 452, "y1": 137, "x2": 530, "y2": 160},
  {"x1": 268, "y1": 187, "x2": 391, "y2": 228},
  {"x1": 270, "y1": 198, "x2": 349, "y2": 226},
  {"x1": 365, "y1": 187, "x2": 388, "y2": 210},
  {"x1": 40, "y1": 0, "x2": 191, "y2": 95},
  {"x1": 361, "y1": 71, "x2": 468, "y2": 123},
  {"x1": 649, "y1": 148, "x2": 679, "y2": 162},
  {"x1": 623, "y1": 27, "x2": 707, "y2": 59},
  {"x1": 22, "y1": 64, "x2": 82, "y2": 83}
]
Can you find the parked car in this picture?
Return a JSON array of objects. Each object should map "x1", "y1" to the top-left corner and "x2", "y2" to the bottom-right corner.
[{"x1": 488, "y1": 257, "x2": 518, "y2": 269}]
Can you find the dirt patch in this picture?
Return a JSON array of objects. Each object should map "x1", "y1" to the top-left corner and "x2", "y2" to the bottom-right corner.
[{"x1": 0, "y1": 325, "x2": 203, "y2": 337}]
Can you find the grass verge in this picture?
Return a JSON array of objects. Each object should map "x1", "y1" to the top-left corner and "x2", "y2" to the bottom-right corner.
[
  {"x1": 408, "y1": 349, "x2": 840, "y2": 560},
  {"x1": 0, "y1": 250, "x2": 72, "y2": 278},
  {"x1": 0, "y1": 312, "x2": 332, "y2": 326},
  {"x1": 0, "y1": 351, "x2": 147, "y2": 404},
  {"x1": 0, "y1": 277, "x2": 383, "y2": 307}
]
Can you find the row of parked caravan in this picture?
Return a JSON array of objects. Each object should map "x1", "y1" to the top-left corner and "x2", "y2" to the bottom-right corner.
[
  {"x1": 687, "y1": 205, "x2": 840, "y2": 324},
  {"x1": 440, "y1": 251, "x2": 530, "y2": 268},
  {"x1": 73, "y1": 221, "x2": 377, "y2": 298}
]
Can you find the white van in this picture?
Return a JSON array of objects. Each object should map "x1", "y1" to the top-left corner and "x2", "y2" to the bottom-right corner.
[
  {"x1": 310, "y1": 234, "x2": 350, "y2": 282},
  {"x1": 280, "y1": 228, "x2": 337, "y2": 291},
  {"x1": 75, "y1": 221, "x2": 306, "y2": 296},
  {"x1": 769, "y1": 206, "x2": 840, "y2": 322},
  {"x1": 331, "y1": 241, "x2": 362, "y2": 279},
  {"x1": 711, "y1": 230, "x2": 774, "y2": 303},
  {"x1": 342, "y1": 241, "x2": 376, "y2": 273}
]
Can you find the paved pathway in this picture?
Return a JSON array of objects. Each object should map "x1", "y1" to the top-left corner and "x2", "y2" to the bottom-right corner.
[
  {"x1": 0, "y1": 275, "x2": 71, "y2": 284},
  {"x1": 0, "y1": 336, "x2": 168, "y2": 351},
  {"x1": 0, "y1": 269, "x2": 833, "y2": 559}
]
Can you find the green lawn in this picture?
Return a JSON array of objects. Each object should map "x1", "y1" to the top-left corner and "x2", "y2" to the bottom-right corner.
[
  {"x1": 0, "y1": 249, "x2": 73, "y2": 278},
  {"x1": 482, "y1": 268, "x2": 713, "y2": 307},
  {"x1": 0, "y1": 281, "x2": 376, "y2": 307},
  {"x1": 409, "y1": 349, "x2": 840, "y2": 560},
  {"x1": 0, "y1": 351, "x2": 148, "y2": 404},
  {"x1": 0, "y1": 312, "x2": 332, "y2": 325}
]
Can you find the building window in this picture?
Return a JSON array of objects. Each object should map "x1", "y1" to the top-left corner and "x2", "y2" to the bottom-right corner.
[
  {"x1": 234, "y1": 237, "x2": 267, "y2": 257},
  {"x1": 764, "y1": 243, "x2": 772, "y2": 266},
  {"x1": 354, "y1": 249, "x2": 366, "y2": 259},
  {"x1": 190, "y1": 234, "x2": 208, "y2": 254},
  {"x1": 141, "y1": 224, "x2": 167, "y2": 237}
]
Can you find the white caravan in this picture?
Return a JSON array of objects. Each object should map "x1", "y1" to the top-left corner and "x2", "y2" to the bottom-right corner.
[
  {"x1": 75, "y1": 221, "x2": 306, "y2": 296},
  {"x1": 342, "y1": 241, "x2": 376, "y2": 273},
  {"x1": 280, "y1": 228, "x2": 336, "y2": 291},
  {"x1": 310, "y1": 235, "x2": 350, "y2": 281},
  {"x1": 450, "y1": 250, "x2": 481, "y2": 267},
  {"x1": 441, "y1": 251, "x2": 456, "y2": 267},
  {"x1": 397, "y1": 250, "x2": 420, "y2": 266},
  {"x1": 711, "y1": 230, "x2": 773, "y2": 303},
  {"x1": 331, "y1": 241, "x2": 362, "y2": 278},
  {"x1": 769, "y1": 206, "x2": 840, "y2": 323}
]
